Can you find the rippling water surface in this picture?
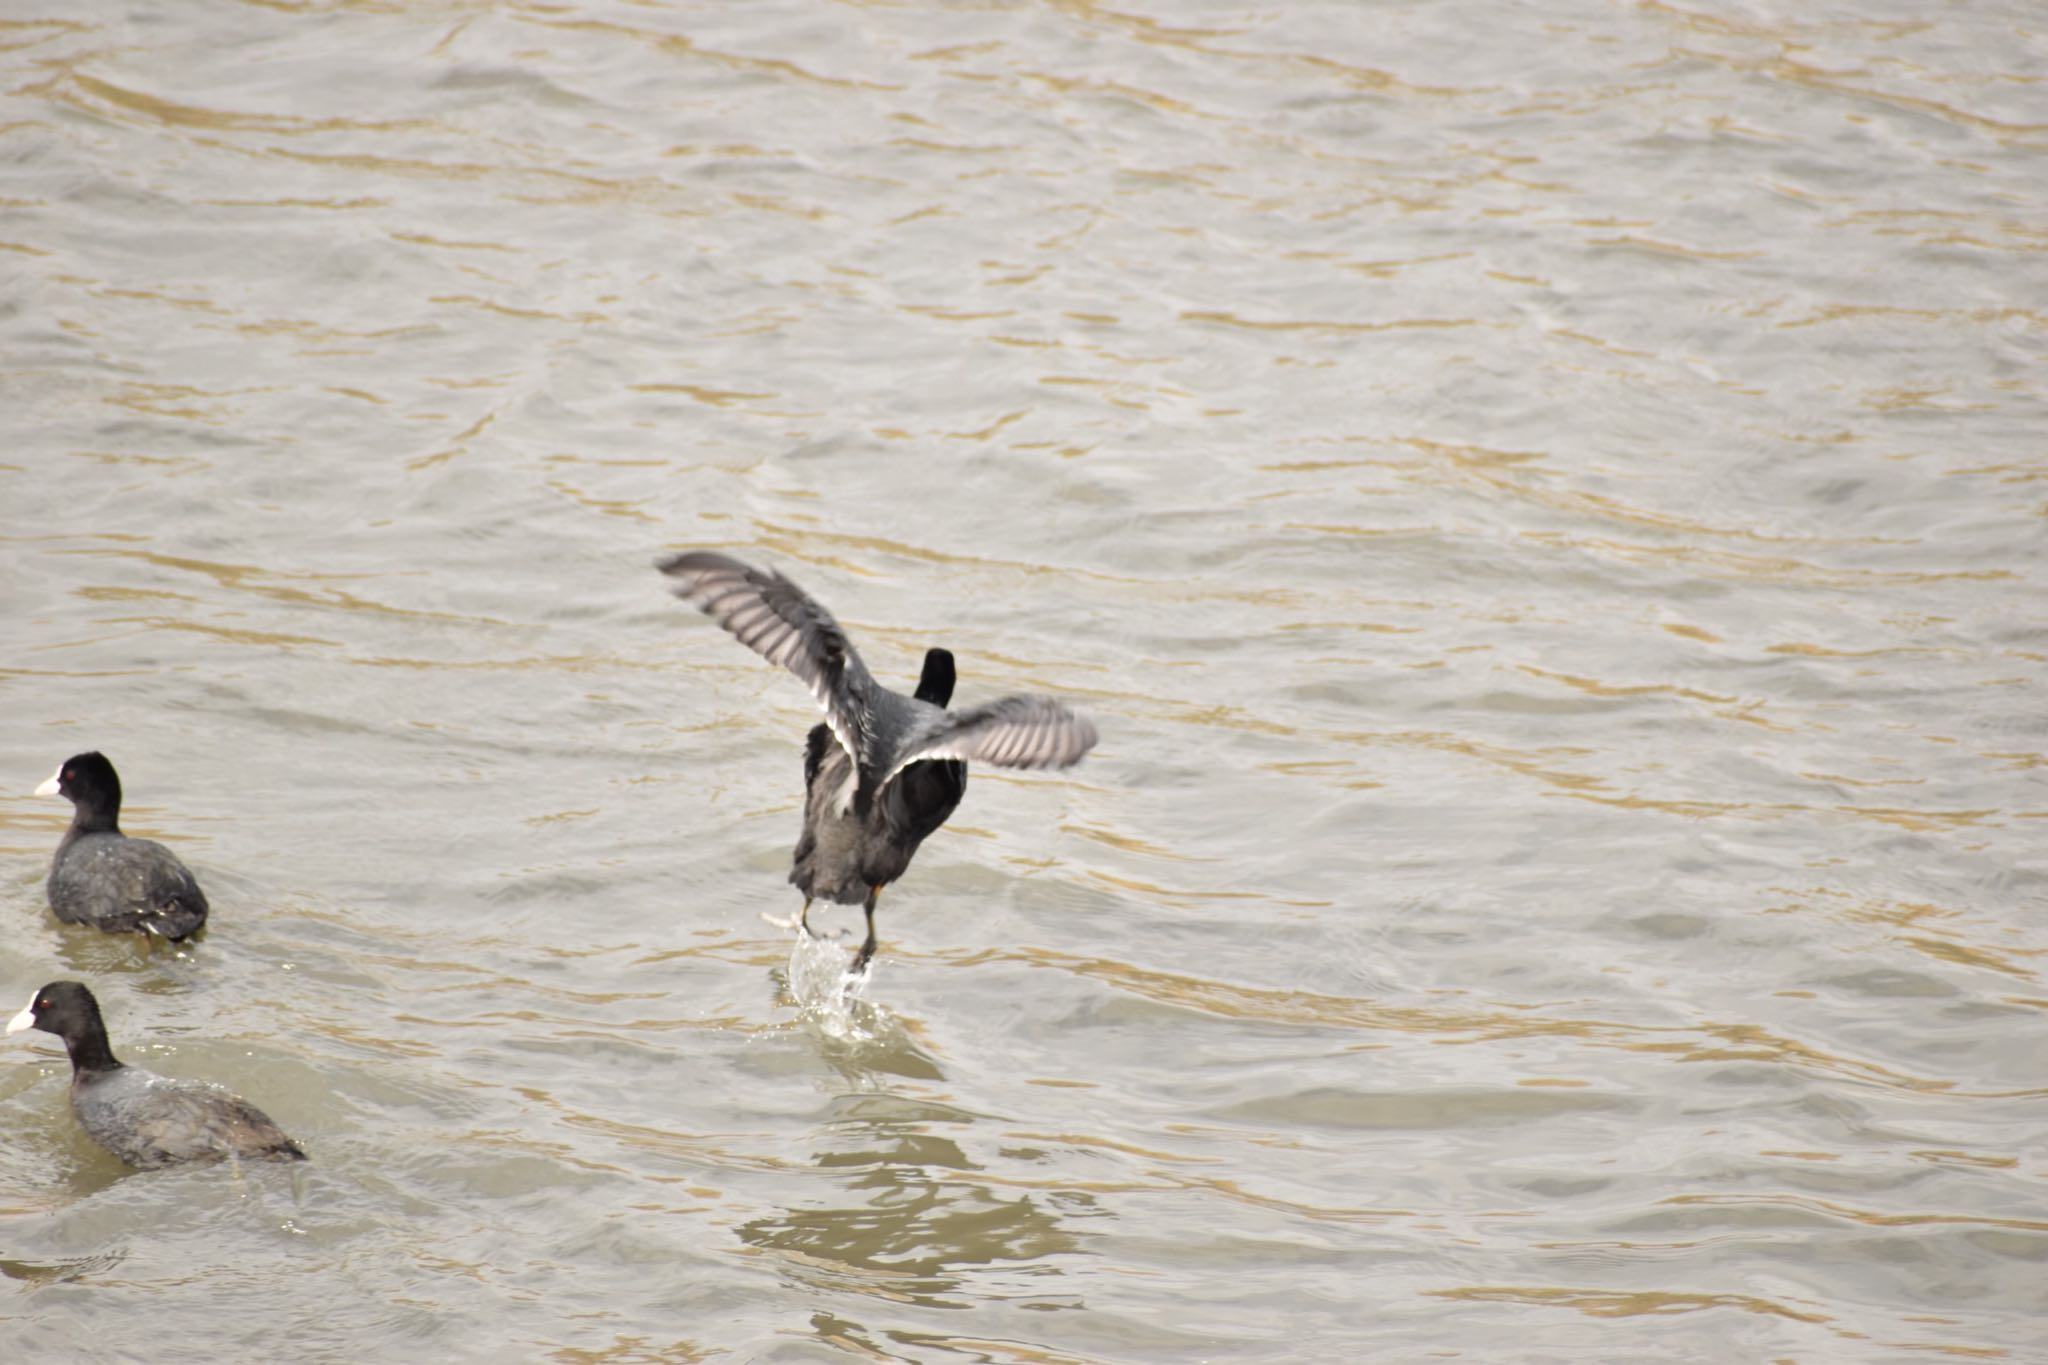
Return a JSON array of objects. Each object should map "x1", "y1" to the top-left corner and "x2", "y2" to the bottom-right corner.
[{"x1": 3, "y1": 1, "x2": 2045, "y2": 1359}]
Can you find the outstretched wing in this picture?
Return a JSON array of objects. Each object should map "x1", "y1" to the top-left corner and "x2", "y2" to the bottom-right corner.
[
  {"x1": 658, "y1": 551, "x2": 878, "y2": 767},
  {"x1": 878, "y1": 695, "x2": 1098, "y2": 792}
]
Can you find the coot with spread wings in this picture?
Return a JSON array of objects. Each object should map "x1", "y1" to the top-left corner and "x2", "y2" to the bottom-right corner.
[{"x1": 659, "y1": 551, "x2": 1098, "y2": 971}]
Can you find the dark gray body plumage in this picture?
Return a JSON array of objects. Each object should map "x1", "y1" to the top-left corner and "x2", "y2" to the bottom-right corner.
[
  {"x1": 794, "y1": 715, "x2": 967, "y2": 905},
  {"x1": 39, "y1": 752, "x2": 208, "y2": 940},
  {"x1": 71, "y1": 1065, "x2": 306, "y2": 1170},
  {"x1": 49, "y1": 830, "x2": 209, "y2": 939}
]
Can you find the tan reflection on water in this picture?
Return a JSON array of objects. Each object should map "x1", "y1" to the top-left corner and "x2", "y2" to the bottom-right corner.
[
  {"x1": 65, "y1": 73, "x2": 433, "y2": 136},
  {"x1": 70, "y1": 548, "x2": 507, "y2": 623},
  {"x1": 87, "y1": 617, "x2": 338, "y2": 650},
  {"x1": 944, "y1": 946, "x2": 2038, "y2": 1098},
  {"x1": 1182, "y1": 310, "x2": 1491, "y2": 335},
  {"x1": 522, "y1": 15, "x2": 906, "y2": 92},
  {"x1": 857, "y1": 1334, "x2": 1092, "y2": 1365},
  {"x1": 1660, "y1": 1192, "x2": 2048, "y2": 1235},
  {"x1": 1397, "y1": 437, "x2": 1917, "y2": 548},
  {"x1": 1550, "y1": 536, "x2": 2012, "y2": 589},
  {"x1": 547, "y1": 1334, "x2": 710, "y2": 1365},
  {"x1": 545, "y1": 477, "x2": 658, "y2": 523},
  {"x1": 1782, "y1": 892, "x2": 2044, "y2": 983},
  {"x1": 734, "y1": 1144, "x2": 1080, "y2": 1311},
  {"x1": 1431, "y1": 1283, "x2": 1831, "y2": 1323}
]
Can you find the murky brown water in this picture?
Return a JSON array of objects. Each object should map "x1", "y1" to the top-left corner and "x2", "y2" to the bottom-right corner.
[{"x1": 3, "y1": 2, "x2": 2045, "y2": 1359}]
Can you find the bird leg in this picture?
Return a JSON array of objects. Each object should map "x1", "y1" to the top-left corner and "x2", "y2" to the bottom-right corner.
[
  {"x1": 760, "y1": 896, "x2": 818, "y2": 934},
  {"x1": 850, "y1": 885, "x2": 883, "y2": 973}
]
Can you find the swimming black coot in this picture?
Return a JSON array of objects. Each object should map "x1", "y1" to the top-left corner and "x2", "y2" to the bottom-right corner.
[
  {"x1": 37, "y1": 751, "x2": 208, "y2": 940},
  {"x1": 7, "y1": 980, "x2": 306, "y2": 1169},
  {"x1": 659, "y1": 550, "x2": 1099, "y2": 970}
]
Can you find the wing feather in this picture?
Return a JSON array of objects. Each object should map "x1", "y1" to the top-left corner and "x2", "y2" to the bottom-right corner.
[
  {"x1": 878, "y1": 695, "x2": 1097, "y2": 792},
  {"x1": 659, "y1": 551, "x2": 877, "y2": 767}
]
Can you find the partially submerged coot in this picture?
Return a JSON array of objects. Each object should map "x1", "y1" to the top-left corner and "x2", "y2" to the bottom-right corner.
[
  {"x1": 37, "y1": 752, "x2": 208, "y2": 940},
  {"x1": 7, "y1": 980, "x2": 305, "y2": 1169}
]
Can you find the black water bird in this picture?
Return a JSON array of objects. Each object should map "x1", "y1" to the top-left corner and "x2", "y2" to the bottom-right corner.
[
  {"x1": 37, "y1": 752, "x2": 208, "y2": 940},
  {"x1": 659, "y1": 550, "x2": 1098, "y2": 971},
  {"x1": 7, "y1": 981, "x2": 306, "y2": 1169}
]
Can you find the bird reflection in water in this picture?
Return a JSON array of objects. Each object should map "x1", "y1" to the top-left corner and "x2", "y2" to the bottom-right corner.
[
  {"x1": 740, "y1": 1001, "x2": 1089, "y2": 1324},
  {"x1": 736, "y1": 1116, "x2": 1085, "y2": 1315}
]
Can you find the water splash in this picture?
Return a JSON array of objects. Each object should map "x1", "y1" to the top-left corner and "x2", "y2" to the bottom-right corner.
[{"x1": 783, "y1": 928, "x2": 875, "y2": 1041}]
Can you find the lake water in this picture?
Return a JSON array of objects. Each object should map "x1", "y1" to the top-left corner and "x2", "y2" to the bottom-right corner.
[{"x1": 2, "y1": 1, "x2": 2045, "y2": 1360}]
